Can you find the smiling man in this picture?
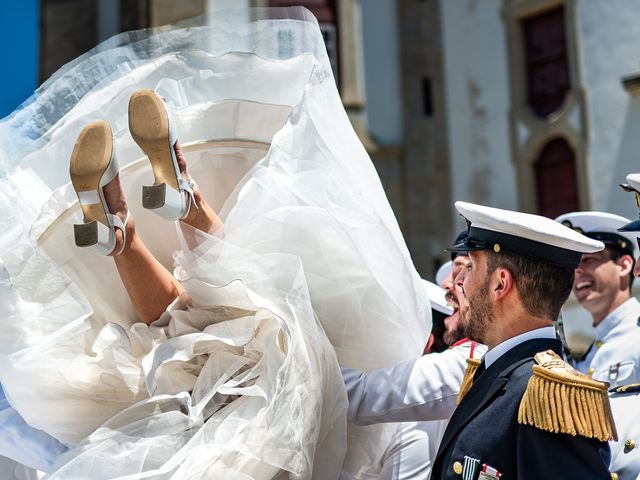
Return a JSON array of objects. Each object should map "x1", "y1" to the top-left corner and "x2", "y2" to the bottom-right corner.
[{"x1": 555, "y1": 211, "x2": 640, "y2": 388}]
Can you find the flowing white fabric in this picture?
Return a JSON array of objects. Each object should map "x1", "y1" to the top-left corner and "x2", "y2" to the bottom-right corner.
[{"x1": 0, "y1": 8, "x2": 430, "y2": 479}]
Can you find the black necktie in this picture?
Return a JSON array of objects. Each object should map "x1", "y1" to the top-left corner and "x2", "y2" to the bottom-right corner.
[{"x1": 473, "y1": 358, "x2": 486, "y2": 381}]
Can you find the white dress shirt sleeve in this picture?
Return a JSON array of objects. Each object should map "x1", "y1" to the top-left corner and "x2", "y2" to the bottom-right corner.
[{"x1": 342, "y1": 342, "x2": 485, "y2": 425}]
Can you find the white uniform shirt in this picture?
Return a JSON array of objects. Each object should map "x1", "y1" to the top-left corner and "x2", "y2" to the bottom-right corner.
[
  {"x1": 609, "y1": 386, "x2": 640, "y2": 480},
  {"x1": 374, "y1": 420, "x2": 447, "y2": 480},
  {"x1": 574, "y1": 297, "x2": 640, "y2": 388},
  {"x1": 342, "y1": 340, "x2": 487, "y2": 425},
  {"x1": 342, "y1": 340, "x2": 486, "y2": 480}
]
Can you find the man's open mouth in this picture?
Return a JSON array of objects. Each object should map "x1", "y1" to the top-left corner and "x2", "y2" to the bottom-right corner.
[{"x1": 575, "y1": 281, "x2": 592, "y2": 291}]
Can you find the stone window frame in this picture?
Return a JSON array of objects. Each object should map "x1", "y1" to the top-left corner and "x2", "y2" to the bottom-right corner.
[{"x1": 504, "y1": 0, "x2": 591, "y2": 214}]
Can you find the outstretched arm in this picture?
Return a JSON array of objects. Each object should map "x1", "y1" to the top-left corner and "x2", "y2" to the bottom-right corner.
[{"x1": 343, "y1": 343, "x2": 481, "y2": 425}]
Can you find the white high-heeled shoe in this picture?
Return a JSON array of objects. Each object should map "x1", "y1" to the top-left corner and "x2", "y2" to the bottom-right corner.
[
  {"x1": 70, "y1": 120, "x2": 129, "y2": 256},
  {"x1": 128, "y1": 89, "x2": 195, "y2": 220}
]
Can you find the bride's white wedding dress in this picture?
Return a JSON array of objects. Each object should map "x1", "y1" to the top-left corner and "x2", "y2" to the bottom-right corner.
[{"x1": 0, "y1": 8, "x2": 430, "y2": 479}]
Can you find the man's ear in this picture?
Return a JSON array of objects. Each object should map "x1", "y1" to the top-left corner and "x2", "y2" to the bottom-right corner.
[
  {"x1": 618, "y1": 254, "x2": 634, "y2": 278},
  {"x1": 493, "y1": 268, "x2": 513, "y2": 301}
]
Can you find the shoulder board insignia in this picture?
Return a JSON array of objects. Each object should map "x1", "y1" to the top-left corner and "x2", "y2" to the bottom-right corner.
[
  {"x1": 517, "y1": 350, "x2": 617, "y2": 442},
  {"x1": 612, "y1": 383, "x2": 640, "y2": 394},
  {"x1": 456, "y1": 357, "x2": 481, "y2": 405}
]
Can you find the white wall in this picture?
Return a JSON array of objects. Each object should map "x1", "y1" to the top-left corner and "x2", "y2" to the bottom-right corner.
[
  {"x1": 361, "y1": 0, "x2": 403, "y2": 145},
  {"x1": 577, "y1": 0, "x2": 640, "y2": 219},
  {"x1": 440, "y1": 0, "x2": 516, "y2": 231}
]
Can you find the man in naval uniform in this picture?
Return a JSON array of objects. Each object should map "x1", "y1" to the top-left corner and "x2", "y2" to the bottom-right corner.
[
  {"x1": 345, "y1": 201, "x2": 616, "y2": 480},
  {"x1": 375, "y1": 280, "x2": 455, "y2": 480},
  {"x1": 554, "y1": 211, "x2": 640, "y2": 388},
  {"x1": 608, "y1": 383, "x2": 640, "y2": 480},
  {"x1": 607, "y1": 174, "x2": 640, "y2": 480},
  {"x1": 343, "y1": 232, "x2": 486, "y2": 479}
]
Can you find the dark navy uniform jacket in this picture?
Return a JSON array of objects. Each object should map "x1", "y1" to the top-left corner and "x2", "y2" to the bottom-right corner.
[{"x1": 431, "y1": 337, "x2": 612, "y2": 479}]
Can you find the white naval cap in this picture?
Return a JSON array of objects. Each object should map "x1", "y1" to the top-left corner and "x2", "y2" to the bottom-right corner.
[
  {"x1": 619, "y1": 173, "x2": 640, "y2": 232},
  {"x1": 422, "y1": 279, "x2": 453, "y2": 316},
  {"x1": 554, "y1": 211, "x2": 637, "y2": 257},
  {"x1": 449, "y1": 201, "x2": 604, "y2": 269},
  {"x1": 435, "y1": 260, "x2": 452, "y2": 288}
]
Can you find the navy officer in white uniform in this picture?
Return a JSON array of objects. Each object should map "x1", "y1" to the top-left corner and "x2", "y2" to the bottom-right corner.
[
  {"x1": 343, "y1": 232, "x2": 486, "y2": 479},
  {"x1": 375, "y1": 280, "x2": 456, "y2": 480},
  {"x1": 344, "y1": 201, "x2": 616, "y2": 480},
  {"x1": 554, "y1": 211, "x2": 640, "y2": 388},
  {"x1": 608, "y1": 383, "x2": 640, "y2": 480}
]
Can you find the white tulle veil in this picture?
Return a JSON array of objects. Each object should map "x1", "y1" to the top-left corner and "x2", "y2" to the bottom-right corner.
[{"x1": 0, "y1": 7, "x2": 430, "y2": 479}]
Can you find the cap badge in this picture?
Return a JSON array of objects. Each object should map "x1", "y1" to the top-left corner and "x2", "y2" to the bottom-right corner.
[{"x1": 493, "y1": 244, "x2": 501, "y2": 253}]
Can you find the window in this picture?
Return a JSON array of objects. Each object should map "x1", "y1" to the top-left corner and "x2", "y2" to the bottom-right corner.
[
  {"x1": 522, "y1": 7, "x2": 570, "y2": 117},
  {"x1": 422, "y1": 77, "x2": 433, "y2": 117},
  {"x1": 535, "y1": 138, "x2": 579, "y2": 218}
]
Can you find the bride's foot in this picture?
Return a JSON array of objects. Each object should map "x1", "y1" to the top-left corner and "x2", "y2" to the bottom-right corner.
[
  {"x1": 101, "y1": 170, "x2": 135, "y2": 255},
  {"x1": 129, "y1": 89, "x2": 221, "y2": 234},
  {"x1": 172, "y1": 140, "x2": 219, "y2": 233},
  {"x1": 70, "y1": 121, "x2": 133, "y2": 256},
  {"x1": 129, "y1": 89, "x2": 196, "y2": 221}
]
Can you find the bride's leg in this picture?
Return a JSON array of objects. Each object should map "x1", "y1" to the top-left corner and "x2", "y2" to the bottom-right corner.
[
  {"x1": 110, "y1": 140, "x2": 222, "y2": 324},
  {"x1": 103, "y1": 174, "x2": 184, "y2": 325},
  {"x1": 110, "y1": 140, "x2": 221, "y2": 324}
]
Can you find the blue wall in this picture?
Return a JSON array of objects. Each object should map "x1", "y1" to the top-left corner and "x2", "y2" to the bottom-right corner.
[{"x1": 0, "y1": 1, "x2": 39, "y2": 119}]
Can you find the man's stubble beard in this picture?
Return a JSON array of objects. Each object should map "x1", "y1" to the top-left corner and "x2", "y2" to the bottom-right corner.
[
  {"x1": 443, "y1": 318, "x2": 466, "y2": 346},
  {"x1": 464, "y1": 278, "x2": 493, "y2": 344}
]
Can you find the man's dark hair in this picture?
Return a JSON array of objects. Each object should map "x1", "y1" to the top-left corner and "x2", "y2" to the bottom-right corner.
[
  {"x1": 486, "y1": 251, "x2": 574, "y2": 321},
  {"x1": 606, "y1": 245, "x2": 635, "y2": 289}
]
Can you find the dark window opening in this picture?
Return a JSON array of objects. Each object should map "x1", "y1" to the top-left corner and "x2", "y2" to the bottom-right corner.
[
  {"x1": 535, "y1": 137, "x2": 579, "y2": 218},
  {"x1": 422, "y1": 77, "x2": 433, "y2": 117},
  {"x1": 522, "y1": 6, "x2": 570, "y2": 117}
]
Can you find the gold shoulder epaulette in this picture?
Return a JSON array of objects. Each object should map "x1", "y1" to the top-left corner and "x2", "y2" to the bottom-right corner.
[
  {"x1": 456, "y1": 357, "x2": 481, "y2": 405},
  {"x1": 517, "y1": 350, "x2": 617, "y2": 441}
]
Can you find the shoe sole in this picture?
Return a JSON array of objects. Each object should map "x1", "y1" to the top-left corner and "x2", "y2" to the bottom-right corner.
[
  {"x1": 70, "y1": 121, "x2": 112, "y2": 247},
  {"x1": 128, "y1": 90, "x2": 180, "y2": 209}
]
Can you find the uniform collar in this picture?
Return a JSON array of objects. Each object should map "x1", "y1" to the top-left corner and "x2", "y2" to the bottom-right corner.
[
  {"x1": 483, "y1": 326, "x2": 556, "y2": 368},
  {"x1": 594, "y1": 297, "x2": 640, "y2": 340},
  {"x1": 451, "y1": 338, "x2": 472, "y2": 348}
]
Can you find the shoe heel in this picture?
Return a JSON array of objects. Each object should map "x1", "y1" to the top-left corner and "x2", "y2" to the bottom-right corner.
[
  {"x1": 142, "y1": 182, "x2": 187, "y2": 220},
  {"x1": 142, "y1": 183, "x2": 167, "y2": 210},
  {"x1": 73, "y1": 219, "x2": 116, "y2": 255},
  {"x1": 74, "y1": 221, "x2": 98, "y2": 248}
]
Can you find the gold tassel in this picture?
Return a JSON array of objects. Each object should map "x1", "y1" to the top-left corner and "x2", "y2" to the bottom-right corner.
[
  {"x1": 456, "y1": 357, "x2": 481, "y2": 405},
  {"x1": 517, "y1": 350, "x2": 617, "y2": 442}
]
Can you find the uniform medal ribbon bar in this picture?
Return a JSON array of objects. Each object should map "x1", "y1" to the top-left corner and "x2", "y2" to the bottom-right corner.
[
  {"x1": 462, "y1": 456, "x2": 480, "y2": 480},
  {"x1": 477, "y1": 463, "x2": 502, "y2": 480}
]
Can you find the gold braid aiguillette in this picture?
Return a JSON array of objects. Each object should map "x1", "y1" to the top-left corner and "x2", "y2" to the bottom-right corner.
[{"x1": 456, "y1": 357, "x2": 481, "y2": 405}]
